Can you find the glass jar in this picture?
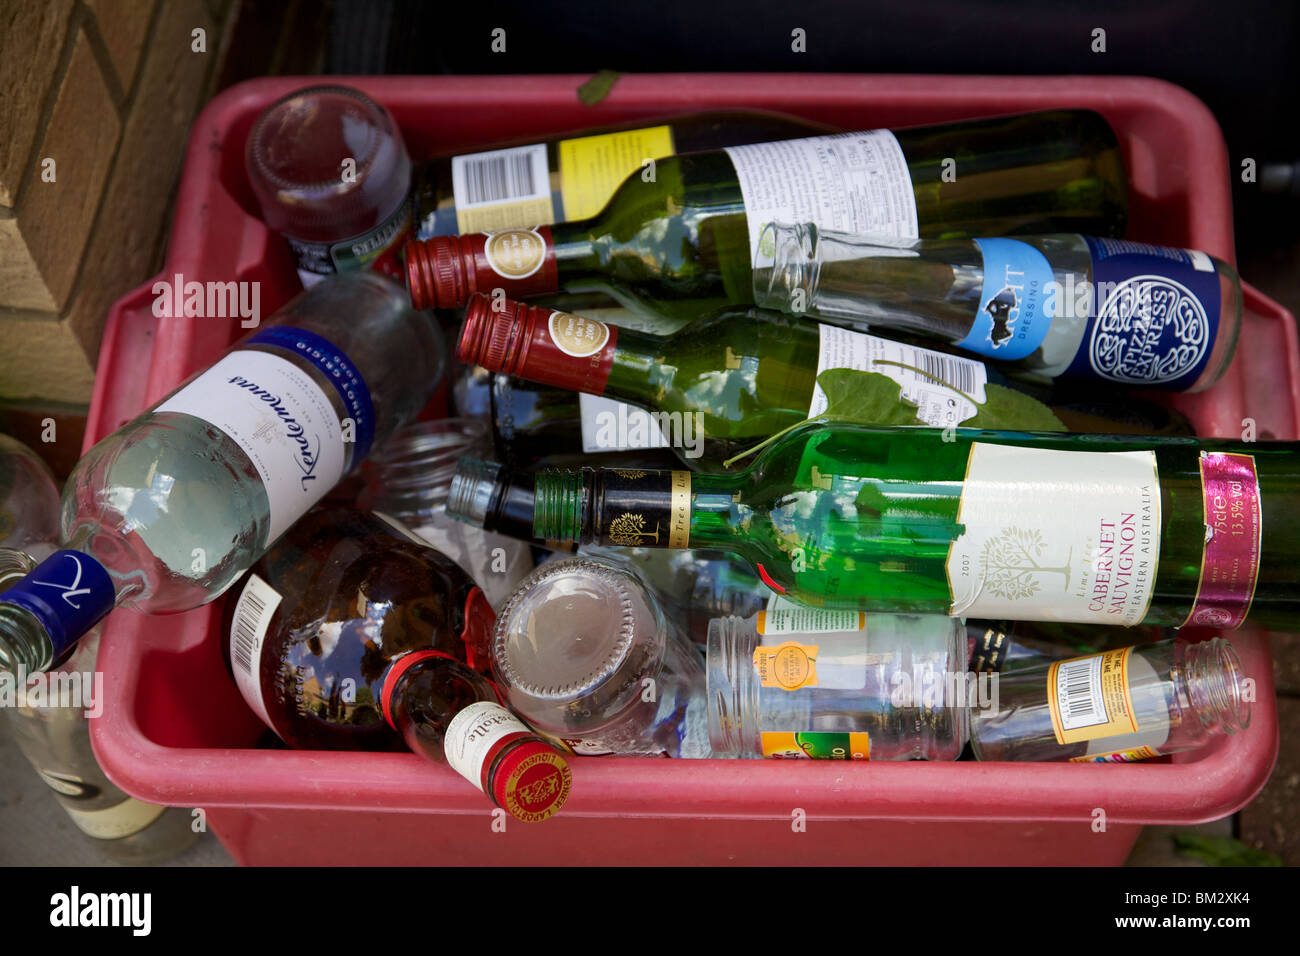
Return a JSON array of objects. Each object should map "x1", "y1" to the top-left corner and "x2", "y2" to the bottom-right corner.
[
  {"x1": 707, "y1": 605, "x2": 969, "y2": 760},
  {"x1": 491, "y1": 557, "x2": 706, "y2": 757}
]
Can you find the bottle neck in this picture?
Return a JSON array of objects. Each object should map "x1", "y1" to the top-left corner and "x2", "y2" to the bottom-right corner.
[
  {"x1": 458, "y1": 295, "x2": 675, "y2": 411},
  {"x1": 447, "y1": 457, "x2": 549, "y2": 546},
  {"x1": 1177, "y1": 638, "x2": 1251, "y2": 736},
  {"x1": 385, "y1": 651, "x2": 572, "y2": 821},
  {"x1": 704, "y1": 614, "x2": 759, "y2": 757},
  {"x1": 533, "y1": 467, "x2": 747, "y2": 552},
  {"x1": 752, "y1": 221, "x2": 986, "y2": 344}
]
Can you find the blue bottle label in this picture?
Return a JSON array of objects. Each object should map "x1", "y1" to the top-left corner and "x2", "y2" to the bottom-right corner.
[
  {"x1": 1063, "y1": 237, "x2": 1221, "y2": 389},
  {"x1": 246, "y1": 326, "x2": 377, "y2": 461},
  {"x1": 956, "y1": 238, "x2": 1057, "y2": 361},
  {"x1": 0, "y1": 551, "x2": 116, "y2": 661}
]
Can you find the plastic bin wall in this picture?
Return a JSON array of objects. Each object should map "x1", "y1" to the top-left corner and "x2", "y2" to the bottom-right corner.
[{"x1": 86, "y1": 75, "x2": 1288, "y2": 866}]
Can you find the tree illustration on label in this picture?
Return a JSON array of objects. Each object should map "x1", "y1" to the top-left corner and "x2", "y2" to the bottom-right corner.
[
  {"x1": 985, "y1": 287, "x2": 1019, "y2": 348},
  {"x1": 979, "y1": 526, "x2": 1073, "y2": 601},
  {"x1": 608, "y1": 513, "x2": 659, "y2": 546}
]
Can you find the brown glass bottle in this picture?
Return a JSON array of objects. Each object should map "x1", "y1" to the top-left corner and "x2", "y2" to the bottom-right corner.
[
  {"x1": 220, "y1": 507, "x2": 569, "y2": 820},
  {"x1": 219, "y1": 507, "x2": 497, "y2": 751}
]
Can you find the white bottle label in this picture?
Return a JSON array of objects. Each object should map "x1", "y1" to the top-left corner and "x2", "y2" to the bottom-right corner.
[
  {"x1": 758, "y1": 595, "x2": 865, "y2": 635},
  {"x1": 155, "y1": 350, "x2": 346, "y2": 542},
  {"x1": 579, "y1": 393, "x2": 673, "y2": 452},
  {"x1": 947, "y1": 444, "x2": 1161, "y2": 624},
  {"x1": 227, "y1": 573, "x2": 283, "y2": 731},
  {"x1": 725, "y1": 130, "x2": 919, "y2": 265},
  {"x1": 810, "y1": 324, "x2": 988, "y2": 426},
  {"x1": 755, "y1": 597, "x2": 870, "y2": 691},
  {"x1": 451, "y1": 144, "x2": 552, "y2": 233},
  {"x1": 444, "y1": 701, "x2": 533, "y2": 793}
]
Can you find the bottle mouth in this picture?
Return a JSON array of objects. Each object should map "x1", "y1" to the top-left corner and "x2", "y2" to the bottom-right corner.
[
  {"x1": 1185, "y1": 637, "x2": 1252, "y2": 734},
  {"x1": 358, "y1": 418, "x2": 490, "y2": 524},
  {"x1": 532, "y1": 469, "x2": 585, "y2": 545},
  {"x1": 705, "y1": 614, "x2": 751, "y2": 757},
  {"x1": 751, "y1": 221, "x2": 820, "y2": 313},
  {"x1": 458, "y1": 294, "x2": 534, "y2": 373},
  {"x1": 446, "y1": 457, "x2": 503, "y2": 528},
  {"x1": 406, "y1": 235, "x2": 466, "y2": 310}
]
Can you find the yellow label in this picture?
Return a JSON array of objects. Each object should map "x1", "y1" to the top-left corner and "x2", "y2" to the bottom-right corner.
[
  {"x1": 547, "y1": 310, "x2": 609, "y2": 357},
  {"x1": 761, "y1": 732, "x2": 870, "y2": 759},
  {"x1": 753, "y1": 641, "x2": 819, "y2": 690},
  {"x1": 1069, "y1": 745, "x2": 1161, "y2": 763},
  {"x1": 457, "y1": 196, "x2": 554, "y2": 234},
  {"x1": 669, "y1": 470, "x2": 691, "y2": 549},
  {"x1": 1048, "y1": 647, "x2": 1140, "y2": 745},
  {"x1": 559, "y1": 125, "x2": 676, "y2": 221}
]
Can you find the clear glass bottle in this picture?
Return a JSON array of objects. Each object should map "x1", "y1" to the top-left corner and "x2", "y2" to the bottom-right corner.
[
  {"x1": 707, "y1": 606, "x2": 969, "y2": 760},
  {"x1": 0, "y1": 437, "x2": 198, "y2": 863},
  {"x1": 358, "y1": 420, "x2": 534, "y2": 608},
  {"x1": 491, "y1": 557, "x2": 707, "y2": 757},
  {"x1": 0, "y1": 273, "x2": 445, "y2": 676},
  {"x1": 753, "y1": 221, "x2": 1241, "y2": 392},
  {"x1": 246, "y1": 85, "x2": 413, "y2": 288},
  {"x1": 969, "y1": 637, "x2": 1250, "y2": 762}
]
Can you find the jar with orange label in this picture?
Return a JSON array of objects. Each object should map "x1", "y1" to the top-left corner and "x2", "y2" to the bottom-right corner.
[{"x1": 706, "y1": 600, "x2": 969, "y2": 760}]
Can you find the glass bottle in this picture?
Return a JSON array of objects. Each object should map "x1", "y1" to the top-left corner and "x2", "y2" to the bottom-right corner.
[
  {"x1": 708, "y1": 605, "x2": 968, "y2": 760},
  {"x1": 753, "y1": 222, "x2": 1242, "y2": 392},
  {"x1": 246, "y1": 84, "x2": 413, "y2": 288},
  {"x1": 0, "y1": 437, "x2": 201, "y2": 862},
  {"x1": 965, "y1": 618, "x2": 1170, "y2": 672},
  {"x1": 406, "y1": 109, "x2": 1127, "y2": 323},
  {"x1": 357, "y1": 419, "x2": 534, "y2": 608},
  {"x1": 220, "y1": 507, "x2": 569, "y2": 820},
  {"x1": 969, "y1": 637, "x2": 1251, "y2": 762},
  {"x1": 0, "y1": 273, "x2": 445, "y2": 676},
  {"x1": 414, "y1": 109, "x2": 834, "y2": 238},
  {"x1": 530, "y1": 419, "x2": 1299, "y2": 628},
  {"x1": 491, "y1": 557, "x2": 707, "y2": 757},
  {"x1": 462, "y1": 293, "x2": 1209, "y2": 468}
]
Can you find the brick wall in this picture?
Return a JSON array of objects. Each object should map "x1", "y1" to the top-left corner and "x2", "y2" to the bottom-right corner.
[{"x1": 0, "y1": 0, "x2": 231, "y2": 404}]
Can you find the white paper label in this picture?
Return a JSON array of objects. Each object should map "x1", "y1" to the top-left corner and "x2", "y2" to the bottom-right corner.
[
  {"x1": 725, "y1": 130, "x2": 919, "y2": 265},
  {"x1": 757, "y1": 598, "x2": 870, "y2": 691},
  {"x1": 579, "y1": 393, "x2": 672, "y2": 452},
  {"x1": 156, "y1": 350, "x2": 346, "y2": 542},
  {"x1": 759, "y1": 596, "x2": 866, "y2": 635},
  {"x1": 444, "y1": 701, "x2": 532, "y2": 793},
  {"x1": 947, "y1": 444, "x2": 1161, "y2": 623},
  {"x1": 227, "y1": 573, "x2": 282, "y2": 732},
  {"x1": 809, "y1": 324, "x2": 988, "y2": 426},
  {"x1": 452, "y1": 144, "x2": 550, "y2": 210}
]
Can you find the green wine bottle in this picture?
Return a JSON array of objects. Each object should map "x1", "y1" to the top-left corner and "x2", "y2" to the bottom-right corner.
[
  {"x1": 531, "y1": 420, "x2": 1296, "y2": 629},
  {"x1": 414, "y1": 109, "x2": 834, "y2": 238},
  {"x1": 753, "y1": 222, "x2": 1242, "y2": 392},
  {"x1": 457, "y1": 294, "x2": 1193, "y2": 469},
  {"x1": 407, "y1": 110, "x2": 1128, "y2": 325}
]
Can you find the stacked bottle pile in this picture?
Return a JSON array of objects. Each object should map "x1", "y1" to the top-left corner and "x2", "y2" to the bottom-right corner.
[{"x1": 0, "y1": 85, "x2": 1281, "y2": 829}]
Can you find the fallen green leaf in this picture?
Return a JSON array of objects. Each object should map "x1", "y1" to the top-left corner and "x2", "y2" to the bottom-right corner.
[
  {"x1": 577, "y1": 70, "x2": 621, "y2": 106},
  {"x1": 722, "y1": 365, "x2": 1064, "y2": 469}
]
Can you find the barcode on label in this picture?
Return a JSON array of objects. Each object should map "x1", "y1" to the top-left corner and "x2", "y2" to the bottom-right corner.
[
  {"x1": 1056, "y1": 656, "x2": 1107, "y2": 730},
  {"x1": 229, "y1": 574, "x2": 282, "y2": 678},
  {"x1": 452, "y1": 144, "x2": 549, "y2": 208},
  {"x1": 913, "y1": 350, "x2": 978, "y2": 396}
]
